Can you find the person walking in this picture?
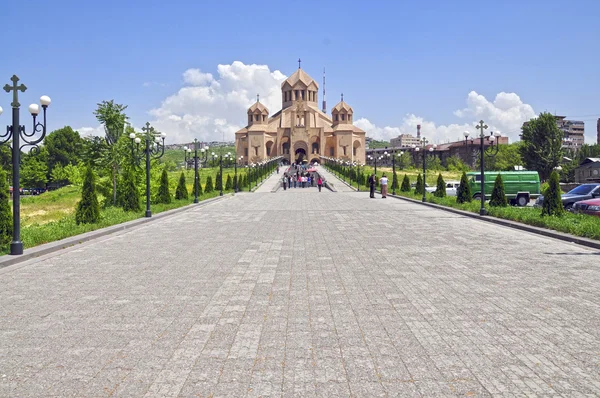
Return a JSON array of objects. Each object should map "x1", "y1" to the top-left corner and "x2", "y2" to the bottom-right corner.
[
  {"x1": 317, "y1": 176, "x2": 323, "y2": 192},
  {"x1": 282, "y1": 175, "x2": 287, "y2": 190},
  {"x1": 380, "y1": 174, "x2": 388, "y2": 198},
  {"x1": 288, "y1": 175, "x2": 292, "y2": 189},
  {"x1": 368, "y1": 173, "x2": 376, "y2": 198}
]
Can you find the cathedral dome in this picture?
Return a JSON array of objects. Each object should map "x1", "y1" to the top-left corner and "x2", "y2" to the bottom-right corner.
[
  {"x1": 332, "y1": 101, "x2": 353, "y2": 114},
  {"x1": 247, "y1": 101, "x2": 269, "y2": 115},
  {"x1": 281, "y1": 68, "x2": 319, "y2": 89}
]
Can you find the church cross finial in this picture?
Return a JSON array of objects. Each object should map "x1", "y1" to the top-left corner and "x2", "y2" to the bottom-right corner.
[
  {"x1": 298, "y1": 58, "x2": 301, "y2": 69},
  {"x1": 3, "y1": 75, "x2": 27, "y2": 108},
  {"x1": 341, "y1": 93, "x2": 344, "y2": 102},
  {"x1": 476, "y1": 120, "x2": 488, "y2": 138}
]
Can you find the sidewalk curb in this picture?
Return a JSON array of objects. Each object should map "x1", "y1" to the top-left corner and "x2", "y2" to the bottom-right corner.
[
  {"x1": 389, "y1": 193, "x2": 600, "y2": 250},
  {"x1": 0, "y1": 195, "x2": 231, "y2": 269}
]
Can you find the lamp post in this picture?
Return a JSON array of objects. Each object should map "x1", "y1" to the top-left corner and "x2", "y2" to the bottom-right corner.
[
  {"x1": 183, "y1": 146, "x2": 192, "y2": 170},
  {"x1": 192, "y1": 139, "x2": 200, "y2": 203},
  {"x1": 391, "y1": 150, "x2": 403, "y2": 195},
  {"x1": 235, "y1": 156, "x2": 242, "y2": 192},
  {"x1": 0, "y1": 75, "x2": 51, "y2": 255},
  {"x1": 464, "y1": 120, "x2": 499, "y2": 215},
  {"x1": 129, "y1": 122, "x2": 166, "y2": 217},
  {"x1": 414, "y1": 137, "x2": 435, "y2": 203}
]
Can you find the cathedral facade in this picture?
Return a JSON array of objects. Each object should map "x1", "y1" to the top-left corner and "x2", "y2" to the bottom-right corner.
[{"x1": 235, "y1": 66, "x2": 366, "y2": 165}]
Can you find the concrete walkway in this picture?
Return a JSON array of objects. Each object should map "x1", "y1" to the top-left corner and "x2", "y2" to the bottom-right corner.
[
  {"x1": 1, "y1": 191, "x2": 600, "y2": 396},
  {"x1": 314, "y1": 165, "x2": 357, "y2": 192},
  {"x1": 254, "y1": 169, "x2": 285, "y2": 193}
]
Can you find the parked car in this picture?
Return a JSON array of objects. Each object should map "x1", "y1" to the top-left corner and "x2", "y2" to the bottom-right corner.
[
  {"x1": 572, "y1": 198, "x2": 600, "y2": 217},
  {"x1": 535, "y1": 183, "x2": 600, "y2": 210},
  {"x1": 467, "y1": 171, "x2": 540, "y2": 206},
  {"x1": 425, "y1": 180, "x2": 461, "y2": 196}
]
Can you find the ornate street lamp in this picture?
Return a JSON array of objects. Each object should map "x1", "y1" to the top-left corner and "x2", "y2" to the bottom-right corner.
[
  {"x1": 414, "y1": 137, "x2": 435, "y2": 203},
  {"x1": 192, "y1": 139, "x2": 200, "y2": 203},
  {"x1": 129, "y1": 122, "x2": 166, "y2": 217},
  {"x1": 183, "y1": 146, "x2": 192, "y2": 170},
  {"x1": 236, "y1": 156, "x2": 243, "y2": 192},
  {"x1": 464, "y1": 120, "x2": 500, "y2": 215},
  {"x1": 0, "y1": 75, "x2": 51, "y2": 255},
  {"x1": 391, "y1": 150, "x2": 403, "y2": 195}
]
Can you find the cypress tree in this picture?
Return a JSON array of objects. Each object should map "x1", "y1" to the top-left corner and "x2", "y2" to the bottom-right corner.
[
  {"x1": 156, "y1": 168, "x2": 171, "y2": 204},
  {"x1": 0, "y1": 168, "x2": 13, "y2": 247},
  {"x1": 414, "y1": 173, "x2": 424, "y2": 195},
  {"x1": 232, "y1": 175, "x2": 238, "y2": 191},
  {"x1": 541, "y1": 170, "x2": 563, "y2": 216},
  {"x1": 401, "y1": 174, "x2": 411, "y2": 192},
  {"x1": 215, "y1": 171, "x2": 223, "y2": 191},
  {"x1": 434, "y1": 173, "x2": 446, "y2": 197},
  {"x1": 195, "y1": 175, "x2": 203, "y2": 196},
  {"x1": 205, "y1": 175, "x2": 214, "y2": 193},
  {"x1": 391, "y1": 171, "x2": 399, "y2": 192},
  {"x1": 175, "y1": 171, "x2": 188, "y2": 200},
  {"x1": 225, "y1": 174, "x2": 233, "y2": 190},
  {"x1": 120, "y1": 167, "x2": 141, "y2": 212},
  {"x1": 489, "y1": 174, "x2": 508, "y2": 207},
  {"x1": 456, "y1": 171, "x2": 472, "y2": 204},
  {"x1": 75, "y1": 166, "x2": 100, "y2": 225}
]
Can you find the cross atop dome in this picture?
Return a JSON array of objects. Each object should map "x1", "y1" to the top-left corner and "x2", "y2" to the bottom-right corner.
[{"x1": 298, "y1": 58, "x2": 301, "y2": 69}]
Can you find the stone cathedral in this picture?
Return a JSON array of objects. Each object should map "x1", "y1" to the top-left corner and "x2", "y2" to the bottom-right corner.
[{"x1": 235, "y1": 65, "x2": 366, "y2": 165}]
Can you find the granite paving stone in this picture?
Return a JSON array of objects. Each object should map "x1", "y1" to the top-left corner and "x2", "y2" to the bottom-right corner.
[{"x1": 1, "y1": 188, "x2": 600, "y2": 397}]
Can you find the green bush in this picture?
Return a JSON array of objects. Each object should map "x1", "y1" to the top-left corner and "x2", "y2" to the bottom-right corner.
[
  {"x1": 0, "y1": 168, "x2": 12, "y2": 247},
  {"x1": 156, "y1": 168, "x2": 171, "y2": 204},
  {"x1": 205, "y1": 175, "x2": 214, "y2": 193},
  {"x1": 391, "y1": 171, "x2": 398, "y2": 192},
  {"x1": 225, "y1": 174, "x2": 232, "y2": 190},
  {"x1": 75, "y1": 166, "x2": 100, "y2": 225},
  {"x1": 119, "y1": 167, "x2": 141, "y2": 212},
  {"x1": 195, "y1": 175, "x2": 203, "y2": 196},
  {"x1": 489, "y1": 174, "x2": 508, "y2": 207},
  {"x1": 541, "y1": 171, "x2": 563, "y2": 217},
  {"x1": 232, "y1": 175, "x2": 238, "y2": 191},
  {"x1": 401, "y1": 174, "x2": 410, "y2": 192},
  {"x1": 434, "y1": 173, "x2": 446, "y2": 197},
  {"x1": 175, "y1": 172, "x2": 189, "y2": 200},
  {"x1": 414, "y1": 173, "x2": 424, "y2": 195},
  {"x1": 215, "y1": 171, "x2": 222, "y2": 191},
  {"x1": 456, "y1": 171, "x2": 472, "y2": 204}
]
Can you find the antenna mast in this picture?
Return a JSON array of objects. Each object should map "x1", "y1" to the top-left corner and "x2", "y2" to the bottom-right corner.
[{"x1": 322, "y1": 67, "x2": 326, "y2": 113}]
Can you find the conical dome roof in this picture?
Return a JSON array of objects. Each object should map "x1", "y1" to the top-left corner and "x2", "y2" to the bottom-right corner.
[
  {"x1": 247, "y1": 101, "x2": 269, "y2": 114},
  {"x1": 282, "y1": 68, "x2": 318, "y2": 89},
  {"x1": 332, "y1": 100, "x2": 353, "y2": 113}
]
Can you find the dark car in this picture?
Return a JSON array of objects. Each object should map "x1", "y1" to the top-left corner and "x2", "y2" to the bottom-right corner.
[
  {"x1": 572, "y1": 198, "x2": 600, "y2": 217},
  {"x1": 534, "y1": 183, "x2": 600, "y2": 210}
]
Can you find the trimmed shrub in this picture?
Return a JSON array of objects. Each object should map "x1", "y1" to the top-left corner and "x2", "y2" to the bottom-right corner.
[
  {"x1": 414, "y1": 174, "x2": 424, "y2": 195},
  {"x1": 195, "y1": 175, "x2": 203, "y2": 196},
  {"x1": 225, "y1": 174, "x2": 232, "y2": 190},
  {"x1": 215, "y1": 171, "x2": 222, "y2": 191},
  {"x1": 456, "y1": 171, "x2": 472, "y2": 204},
  {"x1": 489, "y1": 174, "x2": 508, "y2": 207},
  {"x1": 204, "y1": 175, "x2": 214, "y2": 193},
  {"x1": 391, "y1": 171, "x2": 398, "y2": 192},
  {"x1": 156, "y1": 169, "x2": 171, "y2": 204},
  {"x1": 175, "y1": 172, "x2": 189, "y2": 200},
  {"x1": 119, "y1": 167, "x2": 141, "y2": 212},
  {"x1": 434, "y1": 173, "x2": 446, "y2": 197},
  {"x1": 401, "y1": 174, "x2": 411, "y2": 192},
  {"x1": 232, "y1": 175, "x2": 238, "y2": 191},
  {"x1": 541, "y1": 171, "x2": 563, "y2": 217},
  {"x1": 75, "y1": 166, "x2": 100, "y2": 225},
  {"x1": 0, "y1": 168, "x2": 12, "y2": 246}
]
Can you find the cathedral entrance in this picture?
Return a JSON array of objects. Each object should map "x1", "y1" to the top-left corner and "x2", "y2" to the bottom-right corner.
[{"x1": 295, "y1": 148, "x2": 307, "y2": 164}]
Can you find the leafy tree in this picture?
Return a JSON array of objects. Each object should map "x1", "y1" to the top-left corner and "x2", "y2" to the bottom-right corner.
[
  {"x1": 434, "y1": 173, "x2": 446, "y2": 197},
  {"x1": 0, "y1": 168, "x2": 12, "y2": 247},
  {"x1": 175, "y1": 172, "x2": 188, "y2": 200},
  {"x1": 520, "y1": 113, "x2": 563, "y2": 181},
  {"x1": 118, "y1": 167, "x2": 140, "y2": 212},
  {"x1": 225, "y1": 174, "x2": 232, "y2": 190},
  {"x1": 397, "y1": 152, "x2": 414, "y2": 170},
  {"x1": 81, "y1": 136, "x2": 108, "y2": 168},
  {"x1": 156, "y1": 169, "x2": 171, "y2": 204},
  {"x1": 204, "y1": 175, "x2": 214, "y2": 193},
  {"x1": 414, "y1": 173, "x2": 424, "y2": 195},
  {"x1": 75, "y1": 166, "x2": 100, "y2": 224},
  {"x1": 445, "y1": 156, "x2": 470, "y2": 172},
  {"x1": 426, "y1": 155, "x2": 443, "y2": 171},
  {"x1": 44, "y1": 126, "x2": 84, "y2": 173},
  {"x1": 541, "y1": 171, "x2": 563, "y2": 217},
  {"x1": 215, "y1": 171, "x2": 222, "y2": 191},
  {"x1": 391, "y1": 171, "x2": 398, "y2": 192},
  {"x1": 21, "y1": 150, "x2": 48, "y2": 188},
  {"x1": 0, "y1": 144, "x2": 12, "y2": 176},
  {"x1": 482, "y1": 142, "x2": 524, "y2": 171},
  {"x1": 489, "y1": 174, "x2": 508, "y2": 207},
  {"x1": 456, "y1": 171, "x2": 472, "y2": 204},
  {"x1": 64, "y1": 164, "x2": 83, "y2": 186},
  {"x1": 401, "y1": 174, "x2": 411, "y2": 192},
  {"x1": 94, "y1": 100, "x2": 129, "y2": 205},
  {"x1": 50, "y1": 164, "x2": 68, "y2": 184}
]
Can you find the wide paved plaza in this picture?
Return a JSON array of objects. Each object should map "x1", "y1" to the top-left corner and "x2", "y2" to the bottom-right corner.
[{"x1": 1, "y1": 185, "x2": 600, "y2": 397}]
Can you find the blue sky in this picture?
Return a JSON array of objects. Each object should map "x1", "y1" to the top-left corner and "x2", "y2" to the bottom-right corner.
[{"x1": 1, "y1": 0, "x2": 599, "y2": 144}]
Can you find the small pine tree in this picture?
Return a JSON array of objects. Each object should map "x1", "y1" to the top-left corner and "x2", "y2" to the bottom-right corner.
[
  {"x1": 233, "y1": 175, "x2": 238, "y2": 191},
  {"x1": 414, "y1": 173, "x2": 424, "y2": 195},
  {"x1": 0, "y1": 168, "x2": 13, "y2": 247},
  {"x1": 195, "y1": 175, "x2": 203, "y2": 196},
  {"x1": 489, "y1": 174, "x2": 508, "y2": 207},
  {"x1": 541, "y1": 170, "x2": 563, "y2": 216},
  {"x1": 175, "y1": 171, "x2": 188, "y2": 200},
  {"x1": 434, "y1": 173, "x2": 446, "y2": 197},
  {"x1": 120, "y1": 167, "x2": 141, "y2": 212},
  {"x1": 401, "y1": 174, "x2": 411, "y2": 192},
  {"x1": 205, "y1": 175, "x2": 214, "y2": 193},
  {"x1": 156, "y1": 168, "x2": 171, "y2": 204},
  {"x1": 75, "y1": 166, "x2": 100, "y2": 225},
  {"x1": 225, "y1": 174, "x2": 232, "y2": 190},
  {"x1": 456, "y1": 171, "x2": 472, "y2": 204},
  {"x1": 391, "y1": 171, "x2": 398, "y2": 192},
  {"x1": 215, "y1": 171, "x2": 222, "y2": 191}
]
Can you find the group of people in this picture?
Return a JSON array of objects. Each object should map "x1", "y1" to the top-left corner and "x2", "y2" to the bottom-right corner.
[
  {"x1": 368, "y1": 173, "x2": 388, "y2": 199},
  {"x1": 281, "y1": 166, "x2": 324, "y2": 192}
]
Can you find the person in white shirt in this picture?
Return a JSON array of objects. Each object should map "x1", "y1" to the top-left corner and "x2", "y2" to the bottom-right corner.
[{"x1": 380, "y1": 174, "x2": 388, "y2": 198}]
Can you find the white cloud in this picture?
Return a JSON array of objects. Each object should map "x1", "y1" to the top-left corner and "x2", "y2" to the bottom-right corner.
[
  {"x1": 76, "y1": 125, "x2": 105, "y2": 137},
  {"x1": 147, "y1": 61, "x2": 287, "y2": 144},
  {"x1": 358, "y1": 91, "x2": 536, "y2": 144}
]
